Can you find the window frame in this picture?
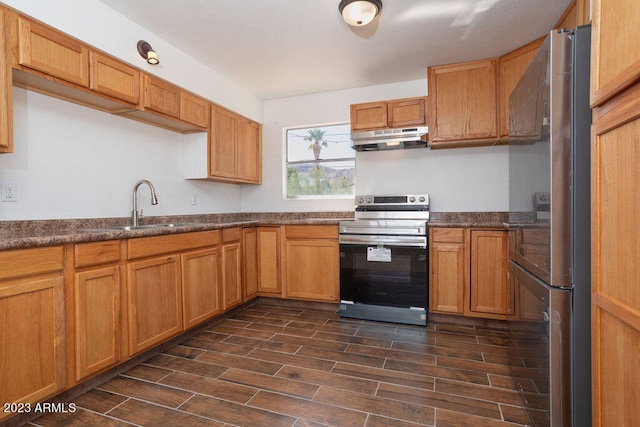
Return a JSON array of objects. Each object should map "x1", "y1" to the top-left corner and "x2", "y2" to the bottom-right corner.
[{"x1": 283, "y1": 121, "x2": 355, "y2": 200}]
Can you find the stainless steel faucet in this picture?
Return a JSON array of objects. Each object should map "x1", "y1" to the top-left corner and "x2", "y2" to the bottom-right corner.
[{"x1": 132, "y1": 179, "x2": 158, "y2": 226}]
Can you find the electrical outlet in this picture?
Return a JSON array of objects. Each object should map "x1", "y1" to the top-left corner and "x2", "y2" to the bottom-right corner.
[{"x1": 1, "y1": 183, "x2": 17, "y2": 202}]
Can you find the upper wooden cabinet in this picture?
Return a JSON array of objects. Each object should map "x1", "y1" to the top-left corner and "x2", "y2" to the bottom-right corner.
[
  {"x1": 143, "y1": 74, "x2": 180, "y2": 118},
  {"x1": 591, "y1": 0, "x2": 640, "y2": 107},
  {"x1": 89, "y1": 51, "x2": 139, "y2": 104},
  {"x1": 350, "y1": 101, "x2": 387, "y2": 131},
  {"x1": 17, "y1": 17, "x2": 89, "y2": 87},
  {"x1": 428, "y1": 59, "x2": 498, "y2": 147},
  {"x1": 180, "y1": 91, "x2": 210, "y2": 128},
  {"x1": 350, "y1": 96, "x2": 427, "y2": 132},
  {"x1": 0, "y1": 8, "x2": 13, "y2": 153},
  {"x1": 237, "y1": 116, "x2": 262, "y2": 182},
  {"x1": 209, "y1": 105, "x2": 262, "y2": 184},
  {"x1": 210, "y1": 105, "x2": 238, "y2": 179},
  {"x1": 498, "y1": 37, "x2": 545, "y2": 139}
]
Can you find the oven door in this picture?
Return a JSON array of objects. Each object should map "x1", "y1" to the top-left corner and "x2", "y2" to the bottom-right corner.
[{"x1": 339, "y1": 235, "x2": 428, "y2": 310}]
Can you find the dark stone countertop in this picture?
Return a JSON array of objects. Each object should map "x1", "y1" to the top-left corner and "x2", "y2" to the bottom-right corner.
[
  {"x1": 0, "y1": 212, "x2": 353, "y2": 250},
  {"x1": 0, "y1": 211, "x2": 508, "y2": 250}
]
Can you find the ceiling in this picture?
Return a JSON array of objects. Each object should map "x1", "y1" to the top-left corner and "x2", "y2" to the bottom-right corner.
[{"x1": 97, "y1": 0, "x2": 570, "y2": 100}]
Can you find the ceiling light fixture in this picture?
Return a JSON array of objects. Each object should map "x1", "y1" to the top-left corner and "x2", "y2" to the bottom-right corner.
[
  {"x1": 338, "y1": 0, "x2": 382, "y2": 26},
  {"x1": 137, "y1": 40, "x2": 159, "y2": 65}
]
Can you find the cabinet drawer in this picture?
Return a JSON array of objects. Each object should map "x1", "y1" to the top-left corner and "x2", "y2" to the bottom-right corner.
[
  {"x1": 222, "y1": 227, "x2": 241, "y2": 243},
  {"x1": 0, "y1": 246, "x2": 64, "y2": 281},
  {"x1": 431, "y1": 228, "x2": 464, "y2": 243},
  {"x1": 286, "y1": 225, "x2": 338, "y2": 240},
  {"x1": 74, "y1": 240, "x2": 121, "y2": 268},
  {"x1": 18, "y1": 17, "x2": 89, "y2": 87},
  {"x1": 128, "y1": 230, "x2": 220, "y2": 260}
]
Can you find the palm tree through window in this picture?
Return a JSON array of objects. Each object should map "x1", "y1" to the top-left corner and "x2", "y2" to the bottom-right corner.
[{"x1": 286, "y1": 123, "x2": 355, "y2": 198}]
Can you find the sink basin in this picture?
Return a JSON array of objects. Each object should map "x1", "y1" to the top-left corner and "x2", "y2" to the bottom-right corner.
[{"x1": 81, "y1": 223, "x2": 199, "y2": 232}]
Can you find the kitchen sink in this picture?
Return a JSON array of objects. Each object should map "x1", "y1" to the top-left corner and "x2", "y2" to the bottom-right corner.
[{"x1": 81, "y1": 223, "x2": 199, "y2": 232}]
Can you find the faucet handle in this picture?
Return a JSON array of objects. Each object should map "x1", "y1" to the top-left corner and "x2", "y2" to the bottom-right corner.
[{"x1": 139, "y1": 209, "x2": 144, "y2": 221}]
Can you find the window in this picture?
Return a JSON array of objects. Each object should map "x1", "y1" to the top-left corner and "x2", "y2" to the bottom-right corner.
[{"x1": 285, "y1": 123, "x2": 355, "y2": 198}]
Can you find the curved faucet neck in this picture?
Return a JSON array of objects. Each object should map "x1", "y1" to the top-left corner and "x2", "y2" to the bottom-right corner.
[{"x1": 132, "y1": 180, "x2": 158, "y2": 226}]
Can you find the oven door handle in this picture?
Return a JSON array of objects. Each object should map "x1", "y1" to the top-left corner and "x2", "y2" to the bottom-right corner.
[{"x1": 339, "y1": 235, "x2": 427, "y2": 248}]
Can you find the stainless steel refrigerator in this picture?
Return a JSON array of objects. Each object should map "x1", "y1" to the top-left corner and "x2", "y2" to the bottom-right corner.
[{"x1": 507, "y1": 25, "x2": 591, "y2": 427}]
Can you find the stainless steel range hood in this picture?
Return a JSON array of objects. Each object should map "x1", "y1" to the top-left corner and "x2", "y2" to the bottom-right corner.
[{"x1": 351, "y1": 126, "x2": 428, "y2": 151}]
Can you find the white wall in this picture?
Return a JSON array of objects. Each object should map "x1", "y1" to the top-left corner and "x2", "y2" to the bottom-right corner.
[
  {"x1": 241, "y1": 81, "x2": 509, "y2": 213},
  {"x1": 0, "y1": 1, "x2": 509, "y2": 219},
  {"x1": 0, "y1": 88, "x2": 241, "y2": 220},
  {"x1": 0, "y1": 0, "x2": 262, "y2": 220}
]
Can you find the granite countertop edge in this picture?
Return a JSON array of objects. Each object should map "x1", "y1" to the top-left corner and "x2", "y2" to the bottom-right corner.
[{"x1": 0, "y1": 211, "x2": 508, "y2": 250}]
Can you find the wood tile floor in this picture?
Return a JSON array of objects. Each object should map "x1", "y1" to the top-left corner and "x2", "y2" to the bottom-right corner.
[{"x1": 29, "y1": 302, "x2": 532, "y2": 427}]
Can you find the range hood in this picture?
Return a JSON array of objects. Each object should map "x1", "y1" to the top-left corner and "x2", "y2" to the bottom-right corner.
[{"x1": 351, "y1": 126, "x2": 428, "y2": 151}]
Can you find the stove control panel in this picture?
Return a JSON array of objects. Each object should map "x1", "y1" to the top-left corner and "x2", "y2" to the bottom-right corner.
[{"x1": 355, "y1": 194, "x2": 429, "y2": 207}]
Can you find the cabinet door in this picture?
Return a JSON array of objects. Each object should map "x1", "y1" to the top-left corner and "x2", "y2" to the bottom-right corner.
[
  {"x1": 127, "y1": 255, "x2": 182, "y2": 355},
  {"x1": 0, "y1": 276, "x2": 65, "y2": 415},
  {"x1": 182, "y1": 248, "x2": 220, "y2": 328},
  {"x1": 591, "y1": 82, "x2": 640, "y2": 426},
  {"x1": 258, "y1": 227, "x2": 282, "y2": 295},
  {"x1": 0, "y1": 8, "x2": 13, "y2": 153},
  {"x1": 222, "y1": 242, "x2": 242, "y2": 310},
  {"x1": 210, "y1": 106, "x2": 238, "y2": 178},
  {"x1": 388, "y1": 97, "x2": 427, "y2": 128},
  {"x1": 428, "y1": 59, "x2": 498, "y2": 145},
  {"x1": 237, "y1": 117, "x2": 261, "y2": 183},
  {"x1": 74, "y1": 266, "x2": 121, "y2": 381},
  {"x1": 498, "y1": 38, "x2": 544, "y2": 139},
  {"x1": 429, "y1": 228, "x2": 465, "y2": 314},
  {"x1": 350, "y1": 101, "x2": 388, "y2": 131},
  {"x1": 143, "y1": 74, "x2": 180, "y2": 118},
  {"x1": 180, "y1": 92, "x2": 209, "y2": 127},
  {"x1": 285, "y1": 239, "x2": 339, "y2": 302},
  {"x1": 89, "y1": 51, "x2": 139, "y2": 104},
  {"x1": 430, "y1": 243, "x2": 465, "y2": 314},
  {"x1": 469, "y1": 230, "x2": 508, "y2": 318},
  {"x1": 591, "y1": 0, "x2": 640, "y2": 106},
  {"x1": 18, "y1": 17, "x2": 89, "y2": 87},
  {"x1": 242, "y1": 228, "x2": 258, "y2": 300}
]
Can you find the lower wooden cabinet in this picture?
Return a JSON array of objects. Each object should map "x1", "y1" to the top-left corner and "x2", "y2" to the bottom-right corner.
[
  {"x1": 182, "y1": 248, "x2": 221, "y2": 329},
  {"x1": 73, "y1": 266, "x2": 121, "y2": 381},
  {"x1": 221, "y1": 228, "x2": 243, "y2": 310},
  {"x1": 469, "y1": 230, "x2": 509, "y2": 318},
  {"x1": 429, "y1": 227, "x2": 509, "y2": 320},
  {"x1": 127, "y1": 255, "x2": 182, "y2": 355},
  {"x1": 0, "y1": 247, "x2": 66, "y2": 421},
  {"x1": 72, "y1": 240, "x2": 123, "y2": 382},
  {"x1": 257, "y1": 226, "x2": 282, "y2": 295},
  {"x1": 429, "y1": 228, "x2": 466, "y2": 314},
  {"x1": 242, "y1": 227, "x2": 259, "y2": 300},
  {"x1": 284, "y1": 225, "x2": 339, "y2": 302}
]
